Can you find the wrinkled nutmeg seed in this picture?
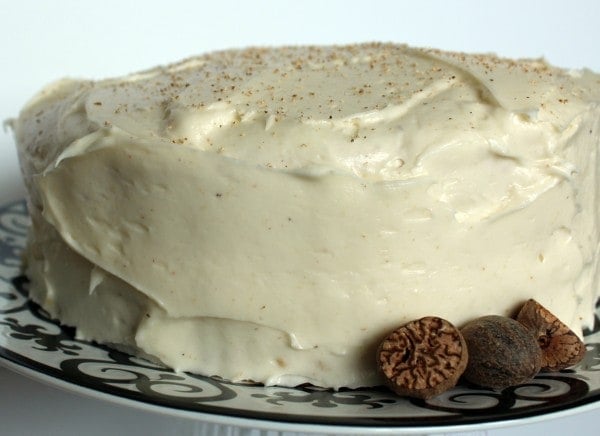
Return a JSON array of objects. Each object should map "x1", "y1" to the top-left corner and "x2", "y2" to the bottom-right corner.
[
  {"x1": 516, "y1": 299, "x2": 586, "y2": 371},
  {"x1": 461, "y1": 315, "x2": 541, "y2": 390},
  {"x1": 376, "y1": 317, "x2": 468, "y2": 399}
]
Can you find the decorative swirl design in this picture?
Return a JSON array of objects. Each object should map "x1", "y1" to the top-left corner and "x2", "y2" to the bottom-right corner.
[
  {"x1": 60, "y1": 353, "x2": 238, "y2": 404},
  {"x1": 1, "y1": 199, "x2": 600, "y2": 427},
  {"x1": 251, "y1": 385, "x2": 397, "y2": 409},
  {"x1": 0, "y1": 201, "x2": 29, "y2": 235},
  {"x1": 510, "y1": 375, "x2": 589, "y2": 401},
  {"x1": 417, "y1": 375, "x2": 591, "y2": 415},
  {"x1": 416, "y1": 388, "x2": 514, "y2": 414},
  {"x1": 0, "y1": 313, "x2": 82, "y2": 356},
  {"x1": 0, "y1": 201, "x2": 28, "y2": 269},
  {"x1": 0, "y1": 276, "x2": 31, "y2": 315}
]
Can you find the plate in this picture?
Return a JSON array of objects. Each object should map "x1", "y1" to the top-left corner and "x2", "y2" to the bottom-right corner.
[{"x1": 1, "y1": 199, "x2": 600, "y2": 434}]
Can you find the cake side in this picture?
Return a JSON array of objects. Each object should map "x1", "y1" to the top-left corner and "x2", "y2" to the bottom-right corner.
[{"x1": 12, "y1": 44, "x2": 600, "y2": 388}]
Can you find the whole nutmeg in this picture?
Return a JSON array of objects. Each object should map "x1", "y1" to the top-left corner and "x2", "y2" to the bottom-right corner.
[
  {"x1": 376, "y1": 317, "x2": 468, "y2": 399},
  {"x1": 461, "y1": 315, "x2": 541, "y2": 390}
]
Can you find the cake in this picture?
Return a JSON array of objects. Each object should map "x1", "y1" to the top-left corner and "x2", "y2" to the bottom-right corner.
[{"x1": 11, "y1": 43, "x2": 600, "y2": 389}]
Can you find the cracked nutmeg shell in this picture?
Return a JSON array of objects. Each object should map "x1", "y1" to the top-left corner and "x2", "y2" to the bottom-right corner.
[
  {"x1": 376, "y1": 316, "x2": 468, "y2": 399},
  {"x1": 461, "y1": 315, "x2": 542, "y2": 389},
  {"x1": 516, "y1": 299, "x2": 586, "y2": 371}
]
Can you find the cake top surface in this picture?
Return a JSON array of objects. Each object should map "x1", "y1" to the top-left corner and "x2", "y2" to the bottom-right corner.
[
  {"x1": 23, "y1": 43, "x2": 600, "y2": 115},
  {"x1": 14, "y1": 43, "x2": 600, "y2": 182}
]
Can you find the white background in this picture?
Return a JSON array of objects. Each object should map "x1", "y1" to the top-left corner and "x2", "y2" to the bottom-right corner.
[{"x1": 1, "y1": 0, "x2": 599, "y2": 434}]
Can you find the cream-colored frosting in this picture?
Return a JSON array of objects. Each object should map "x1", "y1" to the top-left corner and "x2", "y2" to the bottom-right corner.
[{"x1": 12, "y1": 44, "x2": 600, "y2": 388}]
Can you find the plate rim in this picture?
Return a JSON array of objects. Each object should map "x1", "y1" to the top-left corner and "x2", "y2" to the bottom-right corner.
[{"x1": 3, "y1": 352, "x2": 600, "y2": 435}]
